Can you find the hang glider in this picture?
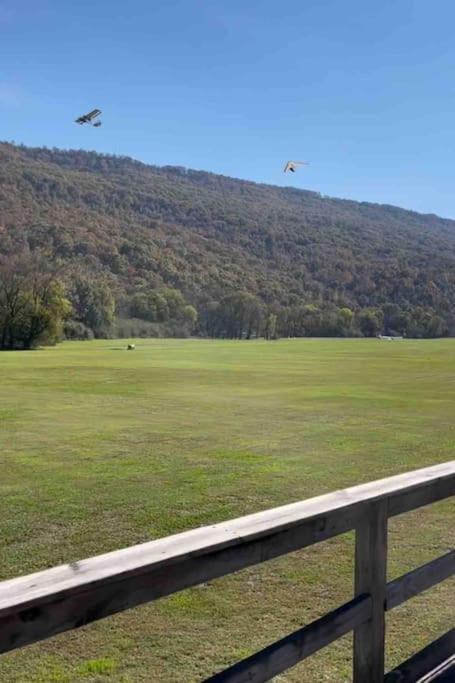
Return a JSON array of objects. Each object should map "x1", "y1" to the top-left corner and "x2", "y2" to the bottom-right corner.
[
  {"x1": 284, "y1": 160, "x2": 309, "y2": 173},
  {"x1": 75, "y1": 109, "x2": 102, "y2": 126}
]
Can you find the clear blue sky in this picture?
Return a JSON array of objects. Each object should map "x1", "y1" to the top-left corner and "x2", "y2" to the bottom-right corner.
[{"x1": 2, "y1": 0, "x2": 455, "y2": 217}]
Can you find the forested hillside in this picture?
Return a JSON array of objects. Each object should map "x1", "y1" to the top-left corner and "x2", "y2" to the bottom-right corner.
[{"x1": 1, "y1": 141, "x2": 454, "y2": 342}]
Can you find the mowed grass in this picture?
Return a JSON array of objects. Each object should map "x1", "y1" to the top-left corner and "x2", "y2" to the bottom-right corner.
[{"x1": 0, "y1": 338, "x2": 454, "y2": 682}]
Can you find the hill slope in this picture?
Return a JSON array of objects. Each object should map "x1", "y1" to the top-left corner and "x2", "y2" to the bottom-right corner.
[{"x1": 0, "y1": 142, "x2": 454, "y2": 337}]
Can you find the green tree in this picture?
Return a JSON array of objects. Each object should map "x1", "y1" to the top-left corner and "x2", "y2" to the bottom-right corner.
[
  {"x1": 357, "y1": 308, "x2": 384, "y2": 337},
  {"x1": 19, "y1": 280, "x2": 71, "y2": 349},
  {"x1": 69, "y1": 275, "x2": 115, "y2": 337},
  {"x1": 264, "y1": 313, "x2": 277, "y2": 340},
  {"x1": 216, "y1": 292, "x2": 263, "y2": 339},
  {"x1": 182, "y1": 305, "x2": 198, "y2": 331},
  {"x1": 338, "y1": 307, "x2": 354, "y2": 336},
  {"x1": 0, "y1": 252, "x2": 70, "y2": 349},
  {"x1": 382, "y1": 304, "x2": 409, "y2": 336}
]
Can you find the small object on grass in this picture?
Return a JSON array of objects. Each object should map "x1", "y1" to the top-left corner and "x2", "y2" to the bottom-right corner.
[{"x1": 127, "y1": 344, "x2": 135, "y2": 350}]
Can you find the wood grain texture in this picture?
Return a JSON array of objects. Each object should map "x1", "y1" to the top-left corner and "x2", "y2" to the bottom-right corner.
[{"x1": 353, "y1": 501, "x2": 388, "y2": 683}]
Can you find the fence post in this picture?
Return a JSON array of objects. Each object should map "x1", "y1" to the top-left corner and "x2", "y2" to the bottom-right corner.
[{"x1": 353, "y1": 500, "x2": 388, "y2": 683}]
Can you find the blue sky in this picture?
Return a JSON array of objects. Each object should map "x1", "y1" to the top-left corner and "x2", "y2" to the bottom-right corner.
[{"x1": 1, "y1": 0, "x2": 455, "y2": 217}]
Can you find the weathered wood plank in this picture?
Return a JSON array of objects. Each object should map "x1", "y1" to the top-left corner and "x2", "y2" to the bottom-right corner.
[
  {"x1": 386, "y1": 551, "x2": 455, "y2": 611},
  {"x1": 2, "y1": 462, "x2": 452, "y2": 615},
  {"x1": 204, "y1": 594, "x2": 372, "y2": 683},
  {"x1": 0, "y1": 508, "x2": 364, "y2": 654},
  {"x1": 389, "y1": 475, "x2": 455, "y2": 517},
  {"x1": 0, "y1": 461, "x2": 453, "y2": 655},
  {"x1": 384, "y1": 629, "x2": 455, "y2": 682},
  {"x1": 353, "y1": 501, "x2": 388, "y2": 683}
]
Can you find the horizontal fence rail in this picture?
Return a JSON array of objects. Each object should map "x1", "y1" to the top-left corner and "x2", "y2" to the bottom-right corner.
[
  {"x1": 384, "y1": 630, "x2": 455, "y2": 683},
  {"x1": 0, "y1": 461, "x2": 454, "y2": 681}
]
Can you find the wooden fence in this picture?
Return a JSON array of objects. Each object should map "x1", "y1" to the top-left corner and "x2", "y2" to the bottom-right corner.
[{"x1": 0, "y1": 461, "x2": 454, "y2": 681}]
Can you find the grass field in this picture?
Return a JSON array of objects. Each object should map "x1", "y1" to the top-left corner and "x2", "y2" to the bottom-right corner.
[{"x1": 0, "y1": 338, "x2": 454, "y2": 682}]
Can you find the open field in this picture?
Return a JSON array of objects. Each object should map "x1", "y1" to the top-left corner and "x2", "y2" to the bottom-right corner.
[{"x1": 0, "y1": 338, "x2": 454, "y2": 682}]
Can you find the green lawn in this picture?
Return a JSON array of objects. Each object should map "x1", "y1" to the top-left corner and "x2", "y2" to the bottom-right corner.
[{"x1": 0, "y1": 338, "x2": 454, "y2": 682}]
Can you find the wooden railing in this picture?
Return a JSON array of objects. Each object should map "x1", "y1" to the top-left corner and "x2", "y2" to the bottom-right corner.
[{"x1": 0, "y1": 461, "x2": 454, "y2": 682}]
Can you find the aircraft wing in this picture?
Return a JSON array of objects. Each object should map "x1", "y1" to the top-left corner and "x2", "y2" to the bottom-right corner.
[
  {"x1": 284, "y1": 160, "x2": 309, "y2": 172},
  {"x1": 86, "y1": 109, "x2": 102, "y2": 120},
  {"x1": 75, "y1": 109, "x2": 101, "y2": 124}
]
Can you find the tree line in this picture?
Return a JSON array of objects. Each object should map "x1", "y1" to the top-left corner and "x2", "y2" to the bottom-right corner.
[
  {"x1": 0, "y1": 251, "x2": 449, "y2": 350},
  {"x1": 197, "y1": 292, "x2": 447, "y2": 339}
]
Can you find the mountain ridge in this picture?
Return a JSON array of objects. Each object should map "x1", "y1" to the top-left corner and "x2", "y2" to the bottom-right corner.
[
  {"x1": 1, "y1": 141, "x2": 454, "y2": 337},
  {"x1": 4, "y1": 140, "x2": 455, "y2": 224}
]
